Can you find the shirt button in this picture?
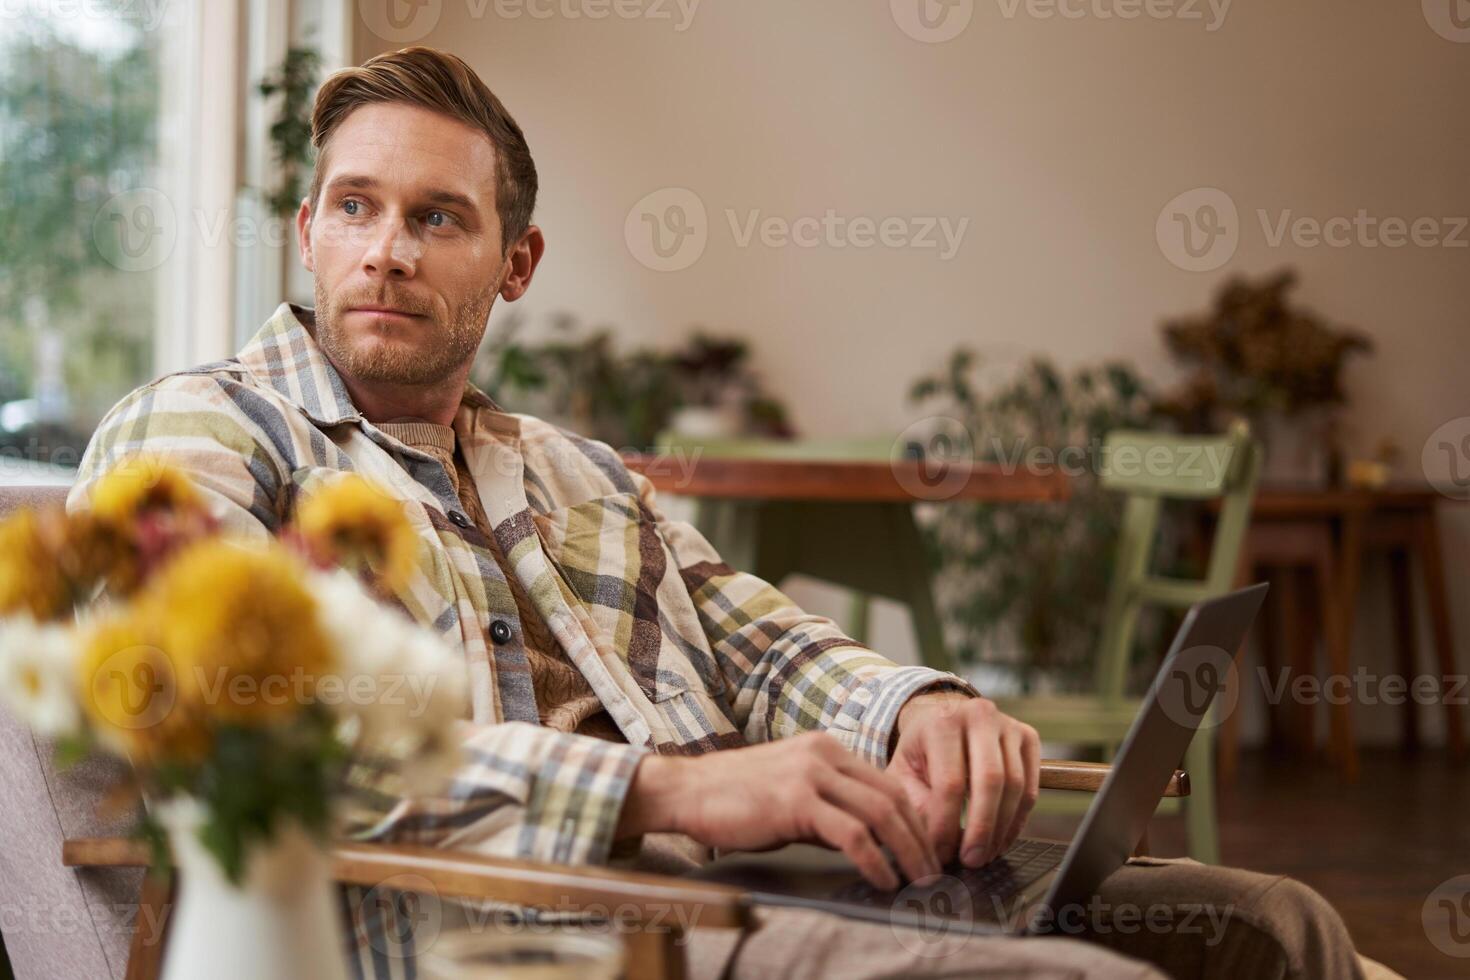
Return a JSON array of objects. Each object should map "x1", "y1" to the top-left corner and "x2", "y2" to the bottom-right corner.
[
  {"x1": 448, "y1": 511, "x2": 471, "y2": 528},
  {"x1": 489, "y1": 620, "x2": 513, "y2": 645}
]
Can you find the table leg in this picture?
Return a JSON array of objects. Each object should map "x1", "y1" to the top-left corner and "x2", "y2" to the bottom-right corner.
[
  {"x1": 1255, "y1": 568, "x2": 1285, "y2": 753},
  {"x1": 693, "y1": 498, "x2": 759, "y2": 574},
  {"x1": 1219, "y1": 545, "x2": 1264, "y2": 785},
  {"x1": 1415, "y1": 509, "x2": 1467, "y2": 761},
  {"x1": 1327, "y1": 512, "x2": 1364, "y2": 781},
  {"x1": 1276, "y1": 567, "x2": 1313, "y2": 754},
  {"x1": 1387, "y1": 547, "x2": 1421, "y2": 752},
  {"x1": 846, "y1": 592, "x2": 872, "y2": 646},
  {"x1": 886, "y1": 504, "x2": 955, "y2": 673}
]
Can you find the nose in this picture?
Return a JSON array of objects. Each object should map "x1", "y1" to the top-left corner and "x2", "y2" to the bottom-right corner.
[{"x1": 360, "y1": 214, "x2": 421, "y2": 281}]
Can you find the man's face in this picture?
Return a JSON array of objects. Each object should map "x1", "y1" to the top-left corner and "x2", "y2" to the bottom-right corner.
[{"x1": 300, "y1": 102, "x2": 506, "y2": 387}]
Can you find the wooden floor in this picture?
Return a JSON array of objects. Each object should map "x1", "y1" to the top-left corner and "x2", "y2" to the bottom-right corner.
[{"x1": 1034, "y1": 748, "x2": 1470, "y2": 979}]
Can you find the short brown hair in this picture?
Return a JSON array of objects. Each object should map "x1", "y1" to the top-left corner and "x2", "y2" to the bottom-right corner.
[{"x1": 308, "y1": 46, "x2": 538, "y2": 253}]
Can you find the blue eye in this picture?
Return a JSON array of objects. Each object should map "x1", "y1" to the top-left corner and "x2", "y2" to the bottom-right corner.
[
  {"x1": 341, "y1": 199, "x2": 360, "y2": 216},
  {"x1": 425, "y1": 210, "x2": 449, "y2": 227}
]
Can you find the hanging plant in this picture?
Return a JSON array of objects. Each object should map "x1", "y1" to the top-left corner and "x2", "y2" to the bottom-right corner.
[{"x1": 257, "y1": 47, "x2": 323, "y2": 218}]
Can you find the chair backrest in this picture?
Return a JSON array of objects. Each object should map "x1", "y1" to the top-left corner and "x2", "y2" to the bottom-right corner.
[
  {"x1": 0, "y1": 484, "x2": 139, "y2": 980},
  {"x1": 1092, "y1": 423, "x2": 1263, "y2": 700}
]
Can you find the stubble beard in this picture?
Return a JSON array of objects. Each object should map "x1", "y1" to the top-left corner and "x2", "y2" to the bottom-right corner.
[{"x1": 312, "y1": 279, "x2": 496, "y2": 387}]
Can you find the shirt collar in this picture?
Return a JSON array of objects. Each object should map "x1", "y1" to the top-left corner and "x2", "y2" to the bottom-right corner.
[{"x1": 236, "y1": 302, "x2": 505, "y2": 426}]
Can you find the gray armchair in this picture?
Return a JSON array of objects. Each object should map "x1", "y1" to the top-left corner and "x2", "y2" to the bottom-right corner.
[{"x1": 0, "y1": 485, "x2": 139, "y2": 980}]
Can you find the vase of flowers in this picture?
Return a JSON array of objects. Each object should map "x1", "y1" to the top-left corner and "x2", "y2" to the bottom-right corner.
[
  {"x1": 0, "y1": 457, "x2": 467, "y2": 980},
  {"x1": 157, "y1": 798, "x2": 348, "y2": 980}
]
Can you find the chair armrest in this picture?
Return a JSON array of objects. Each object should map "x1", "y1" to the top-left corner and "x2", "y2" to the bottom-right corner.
[
  {"x1": 1041, "y1": 760, "x2": 1189, "y2": 797},
  {"x1": 64, "y1": 838, "x2": 752, "y2": 931},
  {"x1": 331, "y1": 843, "x2": 752, "y2": 929},
  {"x1": 62, "y1": 760, "x2": 1182, "y2": 923}
]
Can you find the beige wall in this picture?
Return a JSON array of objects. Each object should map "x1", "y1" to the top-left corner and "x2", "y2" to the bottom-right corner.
[{"x1": 355, "y1": 0, "x2": 1470, "y2": 745}]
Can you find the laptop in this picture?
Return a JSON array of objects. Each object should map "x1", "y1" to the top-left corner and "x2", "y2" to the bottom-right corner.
[{"x1": 691, "y1": 583, "x2": 1268, "y2": 937}]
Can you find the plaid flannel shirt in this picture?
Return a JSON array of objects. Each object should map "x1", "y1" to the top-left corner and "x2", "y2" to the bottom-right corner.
[{"x1": 68, "y1": 303, "x2": 975, "y2": 976}]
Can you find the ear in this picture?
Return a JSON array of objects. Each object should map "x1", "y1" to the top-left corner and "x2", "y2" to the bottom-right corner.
[
  {"x1": 296, "y1": 197, "x2": 315, "y2": 273},
  {"x1": 498, "y1": 226, "x2": 546, "y2": 303}
]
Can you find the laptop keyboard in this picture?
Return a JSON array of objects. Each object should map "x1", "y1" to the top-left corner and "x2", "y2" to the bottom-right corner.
[{"x1": 829, "y1": 838, "x2": 1069, "y2": 910}]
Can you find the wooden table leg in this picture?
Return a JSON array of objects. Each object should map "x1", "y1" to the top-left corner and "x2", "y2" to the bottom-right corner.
[
  {"x1": 1415, "y1": 509, "x2": 1467, "y2": 762},
  {"x1": 1254, "y1": 568, "x2": 1285, "y2": 754},
  {"x1": 126, "y1": 870, "x2": 175, "y2": 980},
  {"x1": 1219, "y1": 544, "x2": 1264, "y2": 785},
  {"x1": 887, "y1": 504, "x2": 955, "y2": 673},
  {"x1": 1387, "y1": 547, "x2": 1421, "y2": 752},
  {"x1": 1327, "y1": 511, "x2": 1364, "y2": 782},
  {"x1": 1276, "y1": 567, "x2": 1313, "y2": 754}
]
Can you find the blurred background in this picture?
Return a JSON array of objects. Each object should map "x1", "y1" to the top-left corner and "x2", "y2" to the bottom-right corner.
[{"x1": 2, "y1": 1, "x2": 1468, "y2": 974}]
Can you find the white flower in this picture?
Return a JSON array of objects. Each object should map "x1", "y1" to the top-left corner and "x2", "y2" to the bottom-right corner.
[
  {"x1": 308, "y1": 570, "x2": 466, "y2": 790},
  {"x1": 0, "y1": 615, "x2": 83, "y2": 737}
]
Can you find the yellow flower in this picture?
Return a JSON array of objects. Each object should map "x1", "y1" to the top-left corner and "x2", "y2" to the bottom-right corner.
[
  {"x1": 78, "y1": 614, "x2": 209, "y2": 764},
  {"x1": 60, "y1": 510, "x2": 144, "y2": 598},
  {"x1": 89, "y1": 456, "x2": 203, "y2": 525},
  {"x1": 137, "y1": 540, "x2": 334, "y2": 726},
  {"x1": 0, "y1": 509, "x2": 73, "y2": 620},
  {"x1": 294, "y1": 475, "x2": 418, "y2": 592}
]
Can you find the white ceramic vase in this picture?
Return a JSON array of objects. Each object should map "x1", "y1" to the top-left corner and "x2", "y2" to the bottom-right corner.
[{"x1": 159, "y1": 800, "x2": 350, "y2": 980}]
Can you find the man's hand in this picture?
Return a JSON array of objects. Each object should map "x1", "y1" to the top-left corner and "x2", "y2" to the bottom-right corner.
[
  {"x1": 888, "y1": 692, "x2": 1040, "y2": 869},
  {"x1": 617, "y1": 732, "x2": 941, "y2": 890}
]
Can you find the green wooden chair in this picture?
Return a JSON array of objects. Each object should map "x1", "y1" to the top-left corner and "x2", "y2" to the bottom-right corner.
[{"x1": 992, "y1": 421, "x2": 1263, "y2": 863}]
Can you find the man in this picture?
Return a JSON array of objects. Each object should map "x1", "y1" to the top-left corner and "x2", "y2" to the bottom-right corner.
[{"x1": 69, "y1": 47, "x2": 1373, "y2": 979}]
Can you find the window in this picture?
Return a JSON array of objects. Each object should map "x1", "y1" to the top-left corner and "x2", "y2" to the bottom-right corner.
[{"x1": 0, "y1": 2, "x2": 176, "y2": 482}]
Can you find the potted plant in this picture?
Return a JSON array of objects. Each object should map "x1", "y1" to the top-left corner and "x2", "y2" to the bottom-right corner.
[
  {"x1": 1155, "y1": 268, "x2": 1373, "y2": 485},
  {"x1": 0, "y1": 458, "x2": 465, "y2": 980},
  {"x1": 474, "y1": 314, "x2": 792, "y2": 449},
  {"x1": 664, "y1": 333, "x2": 752, "y2": 440},
  {"x1": 909, "y1": 352, "x2": 1162, "y2": 693}
]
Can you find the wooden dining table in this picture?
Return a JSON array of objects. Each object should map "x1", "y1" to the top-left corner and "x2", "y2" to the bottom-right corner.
[
  {"x1": 621, "y1": 453, "x2": 1072, "y2": 672},
  {"x1": 1215, "y1": 484, "x2": 1467, "y2": 783}
]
